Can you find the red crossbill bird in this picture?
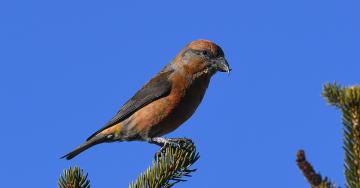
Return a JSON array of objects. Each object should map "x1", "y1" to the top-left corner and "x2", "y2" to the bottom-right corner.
[{"x1": 62, "y1": 39, "x2": 231, "y2": 160}]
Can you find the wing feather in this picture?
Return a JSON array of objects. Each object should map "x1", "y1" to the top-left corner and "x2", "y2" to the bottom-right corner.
[{"x1": 86, "y1": 70, "x2": 173, "y2": 140}]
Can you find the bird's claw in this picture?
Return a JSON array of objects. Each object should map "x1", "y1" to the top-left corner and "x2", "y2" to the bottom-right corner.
[
  {"x1": 149, "y1": 137, "x2": 184, "y2": 147},
  {"x1": 151, "y1": 137, "x2": 190, "y2": 160}
]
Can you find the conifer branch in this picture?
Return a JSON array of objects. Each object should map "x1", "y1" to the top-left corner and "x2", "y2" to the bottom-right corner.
[
  {"x1": 58, "y1": 166, "x2": 91, "y2": 188},
  {"x1": 296, "y1": 150, "x2": 336, "y2": 188},
  {"x1": 58, "y1": 139, "x2": 199, "y2": 188},
  {"x1": 323, "y1": 83, "x2": 360, "y2": 187},
  {"x1": 322, "y1": 82, "x2": 345, "y2": 108},
  {"x1": 296, "y1": 82, "x2": 360, "y2": 187},
  {"x1": 129, "y1": 138, "x2": 200, "y2": 188}
]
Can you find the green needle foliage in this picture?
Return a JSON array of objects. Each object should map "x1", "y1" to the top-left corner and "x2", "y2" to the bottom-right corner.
[
  {"x1": 297, "y1": 82, "x2": 360, "y2": 188},
  {"x1": 58, "y1": 166, "x2": 91, "y2": 188},
  {"x1": 58, "y1": 139, "x2": 199, "y2": 188},
  {"x1": 323, "y1": 82, "x2": 360, "y2": 188},
  {"x1": 129, "y1": 138, "x2": 200, "y2": 188}
]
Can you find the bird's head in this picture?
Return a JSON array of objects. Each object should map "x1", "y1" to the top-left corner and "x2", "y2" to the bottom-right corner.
[{"x1": 175, "y1": 39, "x2": 231, "y2": 77}]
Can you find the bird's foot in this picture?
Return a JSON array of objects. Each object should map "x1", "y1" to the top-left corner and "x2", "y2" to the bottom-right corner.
[
  {"x1": 149, "y1": 137, "x2": 182, "y2": 148},
  {"x1": 149, "y1": 137, "x2": 192, "y2": 159}
]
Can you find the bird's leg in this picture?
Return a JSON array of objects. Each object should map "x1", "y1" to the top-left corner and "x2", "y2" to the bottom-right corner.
[
  {"x1": 166, "y1": 138, "x2": 190, "y2": 144},
  {"x1": 147, "y1": 137, "x2": 168, "y2": 146},
  {"x1": 148, "y1": 137, "x2": 192, "y2": 147},
  {"x1": 149, "y1": 137, "x2": 184, "y2": 160},
  {"x1": 149, "y1": 137, "x2": 167, "y2": 159},
  {"x1": 147, "y1": 137, "x2": 179, "y2": 147}
]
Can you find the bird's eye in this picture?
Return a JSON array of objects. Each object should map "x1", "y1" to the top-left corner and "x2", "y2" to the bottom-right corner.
[
  {"x1": 201, "y1": 50, "x2": 213, "y2": 59},
  {"x1": 201, "y1": 50, "x2": 209, "y2": 56}
]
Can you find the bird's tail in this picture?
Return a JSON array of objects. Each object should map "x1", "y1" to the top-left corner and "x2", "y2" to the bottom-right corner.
[{"x1": 61, "y1": 135, "x2": 107, "y2": 160}]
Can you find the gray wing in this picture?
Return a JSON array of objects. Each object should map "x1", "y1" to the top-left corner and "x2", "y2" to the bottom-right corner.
[{"x1": 86, "y1": 70, "x2": 173, "y2": 141}]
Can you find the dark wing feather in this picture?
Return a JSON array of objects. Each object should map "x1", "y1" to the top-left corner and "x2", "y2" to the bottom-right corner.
[{"x1": 86, "y1": 70, "x2": 173, "y2": 141}]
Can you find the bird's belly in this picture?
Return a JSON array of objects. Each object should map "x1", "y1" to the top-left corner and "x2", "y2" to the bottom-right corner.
[
  {"x1": 123, "y1": 76, "x2": 211, "y2": 140},
  {"x1": 147, "y1": 77, "x2": 211, "y2": 137}
]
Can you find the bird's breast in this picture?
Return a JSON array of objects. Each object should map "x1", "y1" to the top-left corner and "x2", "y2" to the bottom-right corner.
[
  {"x1": 148, "y1": 74, "x2": 211, "y2": 137},
  {"x1": 124, "y1": 73, "x2": 211, "y2": 139}
]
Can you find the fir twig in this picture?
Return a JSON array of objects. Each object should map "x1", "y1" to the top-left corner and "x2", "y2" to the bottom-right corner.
[
  {"x1": 323, "y1": 83, "x2": 360, "y2": 187},
  {"x1": 296, "y1": 150, "x2": 336, "y2": 188},
  {"x1": 296, "y1": 150, "x2": 322, "y2": 186},
  {"x1": 58, "y1": 166, "x2": 90, "y2": 188},
  {"x1": 129, "y1": 138, "x2": 200, "y2": 188},
  {"x1": 323, "y1": 82, "x2": 345, "y2": 108}
]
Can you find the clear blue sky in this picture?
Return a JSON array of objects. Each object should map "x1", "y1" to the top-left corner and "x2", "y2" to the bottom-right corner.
[{"x1": 1, "y1": 0, "x2": 359, "y2": 187}]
